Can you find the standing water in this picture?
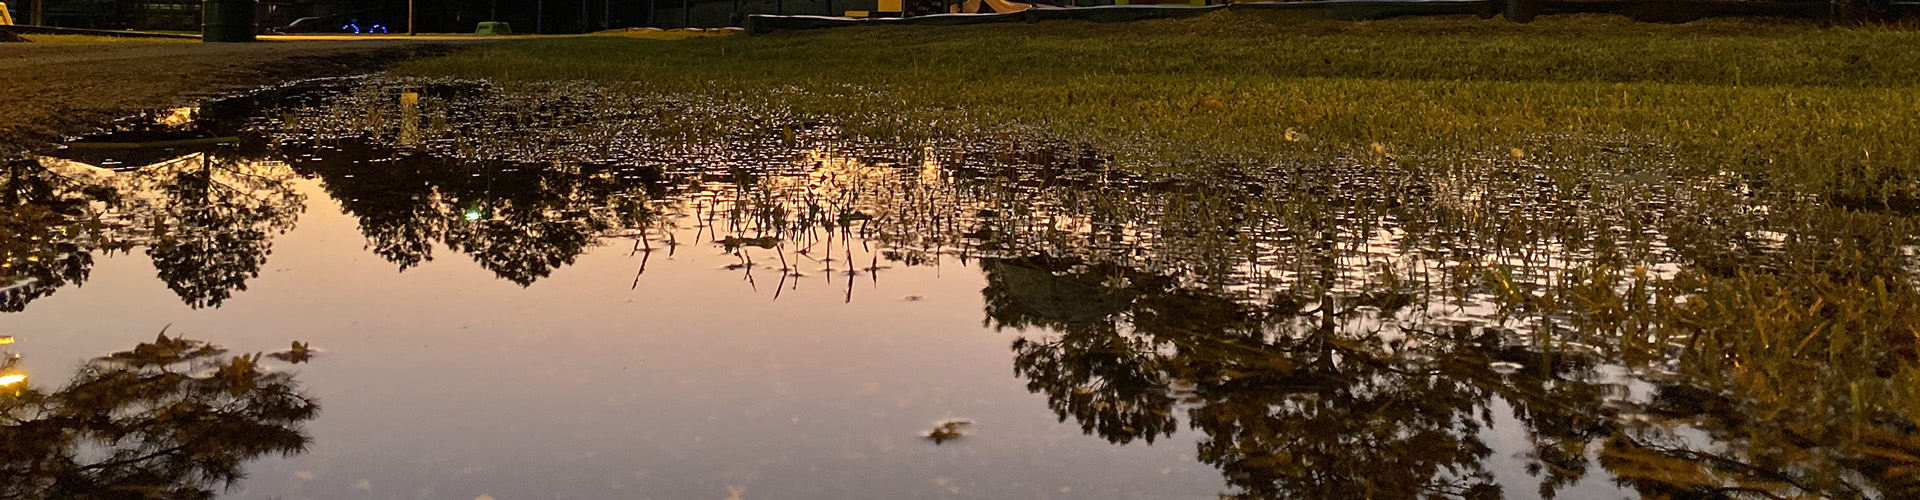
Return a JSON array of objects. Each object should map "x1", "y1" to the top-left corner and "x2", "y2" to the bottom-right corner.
[{"x1": 3, "y1": 78, "x2": 1917, "y2": 500}]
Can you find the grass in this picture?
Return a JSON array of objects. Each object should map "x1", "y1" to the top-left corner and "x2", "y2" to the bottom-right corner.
[{"x1": 395, "y1": 12, "x2": 1920, "y2": 204}]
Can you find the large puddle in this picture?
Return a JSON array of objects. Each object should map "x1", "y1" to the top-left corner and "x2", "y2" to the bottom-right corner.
[{"x1": 4, "y1": 79, "x2": 1918, "y2": 500}]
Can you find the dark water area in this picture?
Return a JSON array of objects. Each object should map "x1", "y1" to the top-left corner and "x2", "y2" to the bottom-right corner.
[{"x1": 4, "y1": 78, "x2": 1919, "y2": 500}]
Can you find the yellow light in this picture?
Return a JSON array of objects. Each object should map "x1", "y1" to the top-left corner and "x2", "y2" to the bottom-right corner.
[
  {"x1": 156, "y1": 107, "x2": 198, "y2": 127},
  {"x1": 0, "y1": 336, "x2": 13, "y2": 345},
  {"x1": 0, "y1": 374, "x2": 24, "y2": 387}
]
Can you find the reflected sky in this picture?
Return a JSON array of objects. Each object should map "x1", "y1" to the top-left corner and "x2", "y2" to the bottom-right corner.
[{"x1": 3, "y1": 78, "x2": 1918, "y2": 500}]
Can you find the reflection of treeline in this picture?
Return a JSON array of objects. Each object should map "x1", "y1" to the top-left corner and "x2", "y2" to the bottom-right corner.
[
  {"x1": 984, "y1": 249, "x2": 1920, "y2": 499},
  {"x1": 279, "y1": 138, "x2": 669, "y2": 286},
  {"x1": 914, "y1": 140, "x2": 1920, "y2": 498},
  {"x1": 0, "y1": 155, "x2": 302, "y2": 311},
  {"x1": 0, "y1": 334, "x2": 318, "y2": 499}
]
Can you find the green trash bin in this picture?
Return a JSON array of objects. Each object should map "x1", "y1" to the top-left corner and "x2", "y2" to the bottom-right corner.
[
  {"x1": 203, "y1": 0, "x2": 256, "y2": 42},
  {"x1": 475, "y1": 21, "x2": 513, "y2": 35}
]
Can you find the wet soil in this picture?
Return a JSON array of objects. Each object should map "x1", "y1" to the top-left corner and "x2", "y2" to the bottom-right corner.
[{"x1": 0, "y1": 40, "x2": 477, "y2": 156}]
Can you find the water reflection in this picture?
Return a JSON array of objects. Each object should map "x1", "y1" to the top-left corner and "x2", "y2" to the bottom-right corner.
[
  {"x1": 990, "y1": 249, "x2": 1920, "y2": 499},
  {"x1": 5, "y1": 78, "x2": 1919, "y2": 499},
  {"x1": 133, "y1": 155, "x2": 304, "y2": 308},
  {"x1": 0, "y1": 158, "x2": 115, "y2": 312},
  {"x1": 284, "y1": 140, "x2": 660, "y2": 285},
  {"x1": 0, "y1": 335, "x2": 318, "y2": 500},
  {"x1": 2, "y1": 152, "x2": 302, "y2": 311}
]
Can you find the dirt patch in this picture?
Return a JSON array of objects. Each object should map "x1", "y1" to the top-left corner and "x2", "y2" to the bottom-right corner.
[
  {"x1": 0, "y1": 31, "x2": 27, "y2": 43},
  {"x1": 0, "y1": 40, "x2": 480, "y2": 156}
]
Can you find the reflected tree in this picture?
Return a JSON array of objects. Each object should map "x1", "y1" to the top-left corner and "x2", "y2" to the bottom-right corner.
[
  {"x1": 987, "y1": 254, "x2": 1503, "y2": 499},
  {"x1": 127, "y1": 153, "x2": 304, "y2": 308},
  {"x1": 958, "y1": 146, "x2": 1920, "y2": 499},
  {"x1": 282, "y1": 139, "x2": 668, "y2": 286},
  {"x1": 990, "y1": 248, "x2": 1920, "y2": 499},
  {"x1": 0, "y1": 334, "x2": 318, "y2": 499}
]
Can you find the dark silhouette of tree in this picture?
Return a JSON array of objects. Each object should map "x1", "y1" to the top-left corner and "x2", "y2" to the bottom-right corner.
[
  {"x1": 133, "y1": 154, "x2": 304, "y2": 309},
  {"x1": 987, "y1": 253, "x2": 1503, "y2": 499},
  {"x1": 290, "y1": 141, "x2": 450, "y2": 271},
  {"x1": 280, "y1": 139, "x2": 671, "y2": 286},
  {"x1": 0, "y1": 334, "x2": 318, "y2": 500}
]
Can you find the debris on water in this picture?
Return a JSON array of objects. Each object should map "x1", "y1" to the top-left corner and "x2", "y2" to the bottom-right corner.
[
  {"x1": 266, "y1": 341, "x2": 315, "y2": 364},
  {"x1": 719, "y1": 236, "x2": 781, "y2": 250},
  {"x1": 903, "y1": 295, "x2": 925, "y2": 301},
  {"x1": 924, "y1": 418, "x2": 973, "y2": 444},
  {"x1": 1489, "y1": 361, "x2": 1524, "y2": 374}
]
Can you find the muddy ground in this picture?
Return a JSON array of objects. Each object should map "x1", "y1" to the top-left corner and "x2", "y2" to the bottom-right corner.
[{"x1": 0, "y1": 40, "x2": 479, "y2": 156}]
